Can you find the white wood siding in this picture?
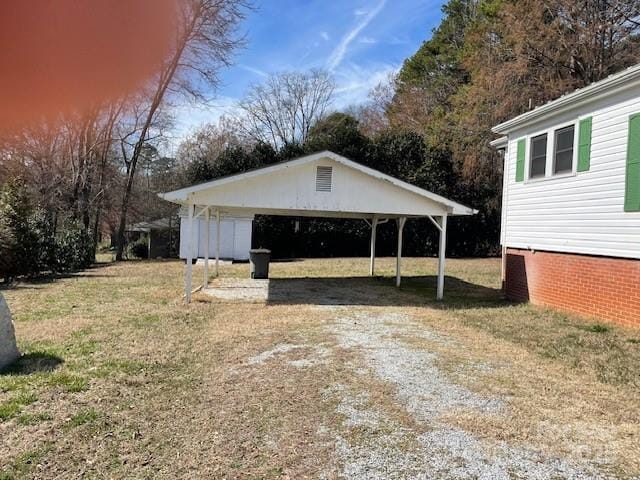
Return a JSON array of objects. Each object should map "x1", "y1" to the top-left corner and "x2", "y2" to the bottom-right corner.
[
  {"x1": 189, "y1": 158, "x2": 449, "y2": 217},
  {"x1": 503, "y1": 87, "x2": 640, "y2": 259}
]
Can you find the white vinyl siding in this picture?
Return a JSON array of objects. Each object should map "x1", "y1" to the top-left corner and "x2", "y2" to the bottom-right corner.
[{"x1": 503, "y1": 88, "x2": 640, "y2": 259}]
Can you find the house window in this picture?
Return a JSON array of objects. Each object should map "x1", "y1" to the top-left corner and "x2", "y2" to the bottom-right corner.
[
  {"x1": 554, "y1": 125, "x2": 574, "y2": 174},
  {"x1": 529, "y1": 134, "x2": 547, "y2": 178}
]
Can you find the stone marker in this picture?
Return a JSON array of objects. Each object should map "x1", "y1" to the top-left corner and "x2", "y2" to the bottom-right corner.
[{"x1": 0, "y1": 293, "x2": 20, "y2": 370}]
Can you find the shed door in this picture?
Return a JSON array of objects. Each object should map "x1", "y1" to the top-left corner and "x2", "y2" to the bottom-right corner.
[
  {"x1": 233, "y1": 220, "x2": 252, "y2": 261},
  {"x1": 199, "y1": 219, "x2": 234, "y2": 259}
]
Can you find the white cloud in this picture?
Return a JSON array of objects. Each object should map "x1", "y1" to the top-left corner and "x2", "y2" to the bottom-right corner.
[
  {"x1": 326, "y1": 0, "x2": 387, "y2": 71},
  {"x1": 332, "y1": 62, "x2": 398, "y2": 108},
  {"x1": 354, "y1": 8, "x2": 368, "y2": 16},
  {"x1": 238, "y1": 64, "x2": 268, "y2": 78},
  {"x1": 320, "y1": 31, "x2": 329, "y2": 41}
]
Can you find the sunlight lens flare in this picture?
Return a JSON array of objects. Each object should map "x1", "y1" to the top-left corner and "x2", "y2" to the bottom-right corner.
[{"x1": 0, "y1": 0, "x2": 177, "y2": 130}]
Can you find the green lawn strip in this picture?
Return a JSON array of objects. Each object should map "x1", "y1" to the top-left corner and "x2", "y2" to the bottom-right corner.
[
  {"x1": 15, "y1": 412, "x2": 53, "y2": 426},
  {"x1": 0, "y1": 392, "x2": 37, "y2": 421}
]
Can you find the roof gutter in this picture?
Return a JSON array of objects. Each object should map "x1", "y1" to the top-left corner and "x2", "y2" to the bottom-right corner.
[{"x1": 489, "y1": 136, "x2": 508, "y2": 149}]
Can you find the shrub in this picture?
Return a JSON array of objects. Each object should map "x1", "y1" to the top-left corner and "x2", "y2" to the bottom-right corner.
[
  {"x1": 55, "y1": 222, "x2": 95, "y2": 272},
  {"x1": 0, "y1": 178, "x2": 39, "y2": 278},
  {"x1": 0, "y1": 213, "x2": 16, "y2": 281},
  {"x1": 584, "y1": 324, "x2": 610, "y2": 334},
  {"x1": 128, "y1": 237, "x2": 149, "y2": 259},
  {"x1": 0, "y1": 179, "x2": 95, "y2": 280},
  {"x1": 29, "y1": 209, "x2": 57, "y2": 273}
]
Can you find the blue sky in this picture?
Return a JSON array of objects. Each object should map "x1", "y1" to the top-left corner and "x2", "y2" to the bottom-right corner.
[{"x1": 171, "y1": 0, "x2": 446, "y2": 145}]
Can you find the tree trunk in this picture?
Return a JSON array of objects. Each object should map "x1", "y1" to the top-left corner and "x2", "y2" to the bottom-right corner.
[
  {"x1": 115, "y1": 172, "x2": 136, "y2": 260},
  {"x1": 114, "y1": 33, "x2": 190, "y2": 261}
]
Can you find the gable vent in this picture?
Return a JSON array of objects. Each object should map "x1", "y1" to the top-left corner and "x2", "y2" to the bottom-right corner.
[{"x1": 315, "y1": 166, "x2": 333, "y2": 192}]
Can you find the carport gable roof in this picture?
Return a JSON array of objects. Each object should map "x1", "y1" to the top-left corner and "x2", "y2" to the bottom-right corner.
[{"x1": 161, "y1": 151, "x2": 477, "y2": 218}]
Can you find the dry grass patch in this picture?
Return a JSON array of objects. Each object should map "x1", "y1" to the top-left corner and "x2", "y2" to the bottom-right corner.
[
  {"x1": 402, "y1": 311, "x2": 640, "y2": 476},
  {"x1": 0, "y1": 256, "x2": 638, "y2": 478}
]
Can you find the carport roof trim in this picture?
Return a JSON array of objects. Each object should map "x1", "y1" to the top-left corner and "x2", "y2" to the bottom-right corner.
[{"x1": 160, "y1": 150, "x2": 477, "y2": 216}]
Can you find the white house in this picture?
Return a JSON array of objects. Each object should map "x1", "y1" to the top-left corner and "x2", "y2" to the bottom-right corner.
[
  {"x1": 179, "y1": 211, "x2": 253, "y2": 261},
  {"x1": 492, "y1": 64, "x2": 640, "y2": 327},
  {"x1": 160, "y1": 151, "x2": 477, "y2": 302}
]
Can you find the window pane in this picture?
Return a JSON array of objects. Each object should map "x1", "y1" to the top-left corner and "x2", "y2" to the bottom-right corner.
[
  {"x1": 530, "y1": 134, "x2": 547, "y2": 178},
  {"x1": 555, "y1": 150, "x2": 573, "y2": 173},
  {"x1": 554, "y1": 125, "x2": 574, "y2": 174},
  {"x1": 532, "y1": 134, "x2": 547, "y2": 158},
  {"x1": 556, "y1": 126, "x2": 574, "y2": 151},
  {"x1": 531, "y1": 157, "x2": 546, "y2": 177}
]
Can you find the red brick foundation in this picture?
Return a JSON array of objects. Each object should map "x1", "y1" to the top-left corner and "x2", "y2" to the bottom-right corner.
[{"x1": 504, "y1": 248, "x2": 640, "y2": 327}]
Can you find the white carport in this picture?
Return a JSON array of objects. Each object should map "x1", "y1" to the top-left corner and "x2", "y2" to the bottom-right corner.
[{"x1": 159, "y1": 151, "x2": 477, "y2": 303}]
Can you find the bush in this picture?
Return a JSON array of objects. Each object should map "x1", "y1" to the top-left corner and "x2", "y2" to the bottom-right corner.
[
  {"x1": 29, "y1": 209, "x2": 57, "y2": 273},
  {"x1": 55, "y1": 222, "x2": 95, "y2": 272},
  {"x1": 0, "y1": 179, "x2": 95, "y2": 281},
  {"x1": 0, "y1": 213, "x2": 16, "y2": 280},
  {"x1": 128, "y1": 237, "x2": 149, "y2": 259}
]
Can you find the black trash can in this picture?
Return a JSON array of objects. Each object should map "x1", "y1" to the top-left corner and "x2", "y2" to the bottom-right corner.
[{"x1": 249, "y1": 249, "x2": 271, "y2": 279}]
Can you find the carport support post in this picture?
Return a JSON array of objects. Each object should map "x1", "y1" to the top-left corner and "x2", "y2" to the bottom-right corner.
[
  {"x1": 215, "y1": 208, "x2": 220, "y2": 277},
  {"x1": 437, "y1": 214, "x2": 448, "y2": 301},
  {"x1": 369, "y1": 217, "x2": 378, "y2": 276},
  {"x1": 185, "y1": 203, "x2": 194, "y2": 303},
  {"x1": 396, "y1": 217, "x2": 407, "y2": 287},
  {"x1": 204, "y1": 207, "x2": 210, "y2": 288}
]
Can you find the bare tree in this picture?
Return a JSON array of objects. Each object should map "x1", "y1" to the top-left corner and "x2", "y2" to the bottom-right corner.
[
  {"x1": 114, "y1": 0, "x2": 247, "y2": 260},
  {"x1": 235, "y1": 70, "x2": 335, "y2": 148},
  {"x1": 0, "y1": 101, "x2": 126, "y2": 250},
  {"x1": 177, "y1": 117, "x2": 242, "y2": 168},
  {"x1": 348, "y1": 75, "x2": 396, "y2": 137}
]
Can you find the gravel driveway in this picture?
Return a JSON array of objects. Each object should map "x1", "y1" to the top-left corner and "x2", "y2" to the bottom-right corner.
[
  {"x1": 247, "y1": 304, "x2": 612, "y2": 479},
  {"x1": 325, "y1": 308, "x2": 607, "y2": 479}
]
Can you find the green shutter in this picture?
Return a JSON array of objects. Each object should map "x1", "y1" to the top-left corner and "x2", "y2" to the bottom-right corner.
[
  {"x1": 625, "y1": 113, "x2": 640, "y2": 212},
  {"x1": 577, "y1": 117, "x2": 592, "y2": 172},
  {"x1": 516, "y1": 138, "x2": 525, "y2": 182}
]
